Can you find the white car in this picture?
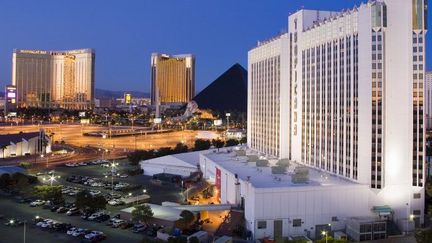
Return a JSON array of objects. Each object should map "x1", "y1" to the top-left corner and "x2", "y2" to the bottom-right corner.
[
  {"x1": 88, "y1": 212, "x2": 104, "y2": 221},
  {"x1": 66, "y1": 227, "x2": 77, "y2": 235},
  {"x1": 89, "y1": 190, "x2": 101, "y2": 196},
  {"x1": 84, "y1": 231, "x2": 103, "y2": 239},
  {"x1": 108, "y1": 199, "x2": 123, "y2": 206},
  {"x1": 111, "y1": 219, "x2": 125, "y2": 228},
  {"x1": 30, "y1": 200, "x2": 45, "y2": 207},
  {"x1": 119, "y1": 174, "x2": 128, "y2": 178},
  {"x1": 36, "y1": 219, "x2": 52, "y2": 227},
  {"x1": 66, "y1": 207, "x2": 79, "y2": 216},
  {"x1": 71, "y1": 228, "x2": 86, "y2": 237},
  {"x1": 41, "y1": 220, "x2": 56, "y2": 228}
]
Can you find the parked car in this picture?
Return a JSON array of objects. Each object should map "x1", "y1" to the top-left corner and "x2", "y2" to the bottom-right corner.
[
  {"x1": 88, "y1": 212, "x2": 105, "y2": 221},
  {"x1": 132, "y1": 223, "x2": 146, "y2": 233},
  {"x1": 56, "y1": 207, "x2": 68, "y2": 213},
  {"x1": 94, "y1": 214, "x2": 110, "y2": 223},
  {"x1": 66, "y1": 207, "x2": 80, "y2": 216},
  {"x1": 108, "y1": 199, "x2": 124, "y2": 206},
  {"x1": 81, "y1": 212, "x2": 92, "y2": 220},
  {"x1": 84, "y1": 231, "x2": 104, "y2": 239},
  {"x1": 119, "y1": 222, "x2": 134, "y2": 229},
  {"x1": 50, "y1": 205, "x2": 60, "y2": 212},
  {"x1": 111, "y1": 219, "x2": 126, "y2": 228},
  {"x1": 90, "y1": 234, "x2": 107, "y2": 242},
  {"x1": 66, "y1": 227, "x2": 78, "y2": 235},
  {"x1": 30, "y1": 200, "x2": 45, "y2": 207},
  {"x1": 71, "y1": 228, "x2": 86, "y2": 237}
]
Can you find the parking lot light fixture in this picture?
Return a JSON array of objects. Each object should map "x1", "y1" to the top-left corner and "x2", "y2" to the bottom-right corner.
[
  {"x1": 321, "y1": 231, "x2": 328, "y2": 243},
  {"x1": 143, "y1": 189, "x2": 147, "y2": 194},
  {"x1": 9, "y1": 219, "x2": 14, "y2": 224}
]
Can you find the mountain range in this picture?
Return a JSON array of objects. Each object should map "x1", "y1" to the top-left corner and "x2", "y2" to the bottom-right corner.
[{"x1": 95, "y1": 88, "x2": 149, "y2": 99}]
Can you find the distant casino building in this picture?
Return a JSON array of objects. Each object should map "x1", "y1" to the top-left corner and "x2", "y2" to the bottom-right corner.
[
  {"x1": 12, "y1": 49, "x2": 95, "y2": 110},
  {"x1": 151, "y1": 53, "x2": 195, "y2": 105}
]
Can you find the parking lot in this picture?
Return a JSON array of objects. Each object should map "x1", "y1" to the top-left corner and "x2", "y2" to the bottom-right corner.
[{"x1": 0, "y1": 159, "x2": 185, "y2": 243}]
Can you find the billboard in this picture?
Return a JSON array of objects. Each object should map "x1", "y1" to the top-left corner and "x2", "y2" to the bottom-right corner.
[
  {"x1": 153, "y1": 118, "x2": 162, "y2": 124},
  {"x1": 214, "y1": 119, "x2": 223, "y2": 126},
  {"x1": 5, "y1": 85, "x2": 17, "y2": 104},
  {"x1": 5, "y1": 85, "x2": 17, "y2": 114},
  {"x1": 124, "y1": 93, "x2": 132, "y2": 104}
]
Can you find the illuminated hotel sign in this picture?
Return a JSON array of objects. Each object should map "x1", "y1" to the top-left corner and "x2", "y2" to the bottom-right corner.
[
  {"x1": 18, "y1": 50, "x2": 48, "y2": 55},
  {"x1": 16, "y1": 49, "x2": 93, "y2": 55},
  {"x1": 5, "y1": 85, "x2": 17, "y2": 104}
]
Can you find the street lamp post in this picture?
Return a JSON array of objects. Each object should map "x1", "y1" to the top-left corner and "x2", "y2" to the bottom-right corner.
[
  {"x1": 226, "y1": 113, "x2": 231, "y2": 130},
  {"x1": 109, "y1": 161, "x2": 118, "y2": 196},
  {"x1": 321, "y1": 231, "x2": 328, "y2": 243},
  {"x1": 23, "y1": 220, "x2": 26, "y2": 243}
]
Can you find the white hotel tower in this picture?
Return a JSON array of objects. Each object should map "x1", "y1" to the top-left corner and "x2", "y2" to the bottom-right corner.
[{"x1": 249, "y1": 0, "x2": 427, "y2": 228}]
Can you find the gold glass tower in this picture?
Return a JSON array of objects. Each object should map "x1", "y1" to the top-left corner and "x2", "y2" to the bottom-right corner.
[
  {"x1": 151, "y1": 53, "x2": 195, "y2": 105},
  {"x1": 12, "y1": 49, "x2": 95, "y2": 110}
]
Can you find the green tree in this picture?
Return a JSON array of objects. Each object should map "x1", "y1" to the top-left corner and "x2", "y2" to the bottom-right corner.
[
  {"x1": 173, "y1": 143, "x2": 188, "y2": 154},
  {"x1": 127, "y1": 149, "x2": 156, "y2": 165},
  {"x1": 75, "y1": 190, "x2": 107, "y2": 213},
  {"x1": 175, "y1": 210, "x2": 195, "y2": 230},
  {"x1": 18, "y1": 162, "x2": 32, "y2": 169},
  {"x1": 315, "y1": 236, "x2": 347, "y2": 243},
  {"x1": 212, "y1": 139, "x2": 225, "y2": 151},
  {"x1": 225, "y1": 139, "x2": 239, "y2": 147},
  {"x1": 0, "y1": 174, "x2": 11, "y2": 188},
  {"x1": 193, "y1": 139, "x2": 211, "y2": 151},
  {"x1": 416, "y1": 228, "x2": 432, "y2": 243},
  {"x1": 239, "y1": 137, "x2": 247, "y2": 144},
  {"x1": 156, "y1": 147, "x2": 174, "y2": 157},
  {"x1": 34, "y1": 185, "x2": 63, "y2": 204},
  {"x1": 131, "y1": 204, "x2": 154, "y2": 225},
  {"x1": 11, "y1": 173, "x2": 33, "y2": 188}
]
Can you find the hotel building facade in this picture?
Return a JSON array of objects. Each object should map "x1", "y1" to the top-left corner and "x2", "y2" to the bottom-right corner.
[
  {"x1": 248, "y1": 0, "x2": 427, "y2": 230},
  {"x1": 12, "y1": 49, "x2": 95, "y2": 110},
  {"x1": 425, "y1": 71, "x2": 432, "y2": 129},
  {"x1": 151, "y1": 53, "x2": 195, "y2": 105}
]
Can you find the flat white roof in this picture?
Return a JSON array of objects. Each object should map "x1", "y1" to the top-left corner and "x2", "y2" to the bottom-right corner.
[
  {"x1": 203, "y1": 149, "x2": 361, "y2": 189},
  {"x1": 141, "y1": 150, "x2": 202, "y2": 168}
]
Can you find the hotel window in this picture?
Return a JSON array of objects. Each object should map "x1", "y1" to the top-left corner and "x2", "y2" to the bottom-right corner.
[
  {"x1": 413, "y1": 193, "x2": 421, "y2": 199},
  {"x1": 257, "y1": 221, "x2": 267, "y2": 229},
  {"x1": 293, "y1": 219, "x2": 302, "y2": 227}
]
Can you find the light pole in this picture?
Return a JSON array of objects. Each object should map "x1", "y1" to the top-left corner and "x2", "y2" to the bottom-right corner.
[
  {"x1": 23, "y1": 220, "x2": 27, "y2": 243},
  {"x1": 226, "y1": 113, "x2": 231, "y2": 130},
  {"x1": 109, "y1": 161, "x2": 118, "y2": 195},
  {"x1": 321, "y1": 231, "x2": 328, "y2": 243}
]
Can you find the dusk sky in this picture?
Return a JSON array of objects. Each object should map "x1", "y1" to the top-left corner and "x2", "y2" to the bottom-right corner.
[{"x1": 0, "y1": 0, "x2": 430, "y2": 93}]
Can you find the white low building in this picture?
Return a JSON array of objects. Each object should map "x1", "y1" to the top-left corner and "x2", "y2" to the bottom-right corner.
[
  {"x1": 0, "y1": 131, "x2": 51, "y2": 159},
  {"x1": 140, "y1": 151, "x2": 201, "y2": 177},
  {"x1": 199, "y1": 148, "x2": 379, "y2": 240}
]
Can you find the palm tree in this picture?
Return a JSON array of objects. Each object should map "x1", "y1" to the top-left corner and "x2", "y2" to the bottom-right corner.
[{"x1": 0, "y1": 145, "x2": 7, "y2": 159}]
